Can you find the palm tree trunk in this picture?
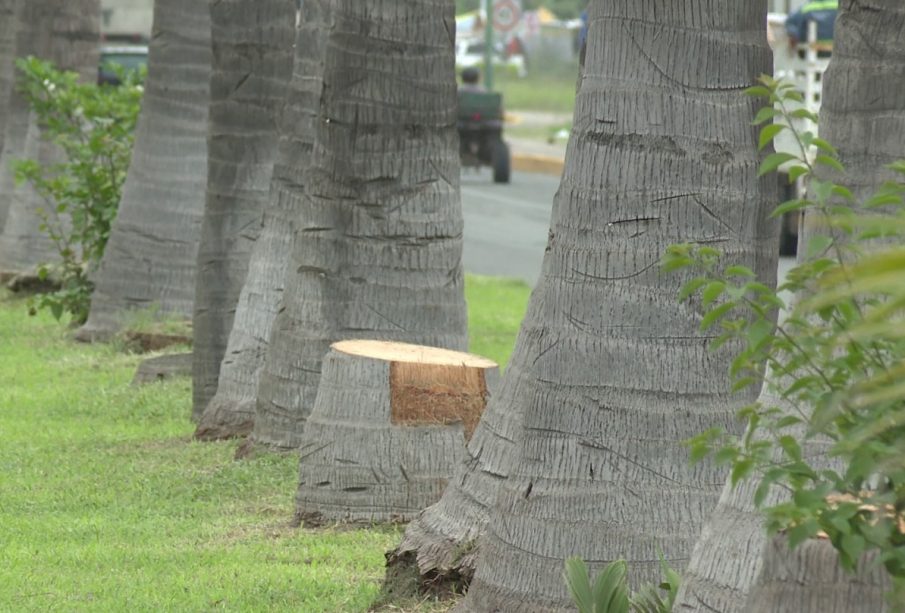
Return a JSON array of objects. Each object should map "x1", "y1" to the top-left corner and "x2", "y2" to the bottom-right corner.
[
  {"x1": 439, "y1": 2, "x2": 778, "y2": 609},
  {"x1": 190, "y1": 0, "x2": 295, "y2": 421},
  {"x1": 0, "y1": 0, "x2": 21, "y2": 235},
  {"x1": 194, "y1": 0, "x2": 331, "y2": 440},
  {"x1": 675, "y1": 3, "x2": 905, "y2": 611},
  {"x1": 0, "y1": 0, "x2": 99, "y2": 275},
  {"x1": 0, "y1": 0, "x2": 18, "y2": 164},
  {"x1": 673, "y1": 387, "x2": 836, "y2": 612},
  {"x1": 75, "y1": 0, "x2": 210, "y2": 340},
  {"x1": 248, "y1": 0, "x2": 468, "y2": 452},
  {"x1": 742, "y1": 534, "x2": 890, "y2": 612},
  {"x1": 819, "y1": 0, "x2": 905, "y2": 202}
]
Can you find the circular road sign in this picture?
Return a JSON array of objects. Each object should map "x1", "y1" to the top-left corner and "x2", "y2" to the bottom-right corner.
[{"x1": 493, "y1": 0, "x2": 521, "y2": 33}]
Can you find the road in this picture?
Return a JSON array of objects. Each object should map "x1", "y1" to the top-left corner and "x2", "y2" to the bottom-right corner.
[
  {"x1": 461, "y1": 169, "x2": 557, "y2": 285},
  {"x1": 460, "y1": 168, "x2": 796, "y2": 286}
]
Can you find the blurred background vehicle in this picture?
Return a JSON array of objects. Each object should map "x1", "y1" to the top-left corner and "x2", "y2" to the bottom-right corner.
[
  {"x1": 767, "y1": 10, "x2": 835, "y2": 256},
  {"x1": 98, "y1": 45, "x2": 148, "y2": 86},
  {"x1": 455, "y1": 38, "x2": 527, "y2": 79}
]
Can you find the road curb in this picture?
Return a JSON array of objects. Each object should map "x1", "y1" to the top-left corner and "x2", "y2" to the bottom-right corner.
[{"x1": 511, "y1": 153, "x2": 564, "y2": 177}]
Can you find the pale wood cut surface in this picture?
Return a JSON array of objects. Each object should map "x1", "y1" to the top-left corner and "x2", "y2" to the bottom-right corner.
[{"x1": 333, "y1": 340, "x2": 497, "y2": 369}]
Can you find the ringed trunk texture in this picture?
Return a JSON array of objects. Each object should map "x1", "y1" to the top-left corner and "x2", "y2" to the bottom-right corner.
[
  {"x1": 0, "y1": 0, "x2": 99, "y2": 275},
  {"x1": 194, "y1": 1, "x2": 330, "y2": 441},
  {"x1": 799, "y1": 0, "x2": 905, "y2": 254},
  {"x1": 295, "y1": 340, "x2": 498, "y2": 525},
  {"x1": 387, "y1": 329, "x2": 542, "y2": 583},
  {"x1": 673, "y1": 385, "x2": 834, "y2": 612},
  {"x1": 249, "y1": 0, "x2": 468, "y2": 453},
  {"x1": 741, "y1": 534, "x2": 890, "y2": 613},
  {"x1": 0, "y1": 0, "x2": 22, "y2": 233},
  {"x1": 817, "y1": 0, "x2": 905, "y2": 205},
  {"x1": 451, "y1": 2, "x2": 777, "y2": 609},
  {"x1": 0, "y1": 0, "x2": 18, "y2": 163},
  {"x1": 392, "y1": 0, "x2": 778, "y2": 595},
  {"x1": 191, "y1": 0, "x2": 296, "y2": 421},
  {"x1": 75, "y1": 0, "x2": 211, "y2": 340},
  {"x1": 676, "y1": 4, "x2": 905, "y2": 611}
]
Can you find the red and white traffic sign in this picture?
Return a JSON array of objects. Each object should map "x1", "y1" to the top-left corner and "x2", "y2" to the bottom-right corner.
[{"x1": 492, "y1": 0, "x2": 521, "y2": 33}]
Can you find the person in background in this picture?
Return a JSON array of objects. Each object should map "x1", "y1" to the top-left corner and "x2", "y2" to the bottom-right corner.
[
  {"x1": 578, "y1": 8, "x2": 589, "y2": 68},
  {"x1": 459, "y1": 67, "x2": 485, "y2": 93},
  {"x1": 785, "y1": 0, "x2": 839, "y2": 51}
]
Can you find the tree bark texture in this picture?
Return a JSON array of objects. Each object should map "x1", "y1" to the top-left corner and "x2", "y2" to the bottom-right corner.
[
  {"x1": 449, "y1": 2, "x2": 778, "y2": 610},
  {"x1": 677, "y1": 5, "x2": 905, "y2": 611},
  {"x1": 742, "y1": 534, "x2": 890, "y2": 613},
  {"x1": 388, "y1": 320, "x2": 548, "y2": 583},
  {"x1": 818, "y1": 0, "x2": 905, "y2": 204},
  {"x1": 394, "y1": 0, "x2": 779, "y2": 597},
  {"x1": 190, "y1": 0, "x2": 295, "y2": 421},
  {"x1": 0, "y1": 0, "x2": 18, "y2": 165},
  {"x1": 194, "y1": 1, "x2": 330, "y2": 441},
  {"x1": 249, "y1": 0, "x2": 469, "y2": 452},
  {"x1": 0, "y1": 0, "x2": 28, "y2": 244},
  {"x1": 75, "y1": 0, "x2": 211, "y2": 340},
  {"x1": 673, "y1": 386, "x2": 836, "y2": 612},
  {"x1": 0, "y1": 0, "x2": 99, "y2": 275},
  {"x1": 800, "y1": 0, "x2": 905, "y2": 254},
  {"x1": 295, "y1": 340, "x2": 497, "y2": 524}
]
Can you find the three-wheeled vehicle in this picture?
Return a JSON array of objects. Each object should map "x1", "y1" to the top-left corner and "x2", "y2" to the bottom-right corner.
[{"x1": 458, "y1": 89, "x2": 511, "y2": 184}]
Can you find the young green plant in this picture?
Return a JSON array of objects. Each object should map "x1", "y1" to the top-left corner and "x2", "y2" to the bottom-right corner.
[
  {"x1": 664, "y1": 75, "x2": 905, "y2": 599},
  {"x1": 13, "y1": 57, "x2": 143, "y2": 323}
]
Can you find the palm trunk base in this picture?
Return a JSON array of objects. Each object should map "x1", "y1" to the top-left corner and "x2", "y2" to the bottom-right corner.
[
  {"x1": 73, "y1": 322, "x2": 116, "y2": 344},
  {"x1": 294, "y1": 341, "x2": 495, "y2": 525},
  {"x1": 381, "y1": 550, "x2": 470, "y2": 603},
  {"x1": 386, "y1": 482, "x2": 491, "y2": 589},
  {"x1": 234, "y1": 437, "x2": 258, "y2": 460},
  {"x1": 743, "y1": 534, "x2": 890, "y2": 613},
  {"x1": 5, "y1": 272, "x2": 60, "y2": 294},
  {"x1": 385, "y1": 530, "x2": 477, "y2": 597},
  {"x1": 194, "y1": 398, "x2": 256, "y2": 441},
  {"x1": 131, "y1": 352, "x2": 192, "y2": 385}
]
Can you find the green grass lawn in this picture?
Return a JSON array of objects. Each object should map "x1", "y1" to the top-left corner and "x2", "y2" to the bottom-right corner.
[
  {"x1": 0, "y1": 275, "x2": 530, "y2": 612},
  {"x1": 497, "y1": 66, "x2": 578, "y2": 115}
]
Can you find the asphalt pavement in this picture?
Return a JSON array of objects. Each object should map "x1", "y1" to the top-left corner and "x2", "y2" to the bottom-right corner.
[
  {"x1": 459, "y1": 167, "x2": 796, "y2": 287},
  {"x1": 460, "y1": 168, "x2": 558, "y2": 285}
]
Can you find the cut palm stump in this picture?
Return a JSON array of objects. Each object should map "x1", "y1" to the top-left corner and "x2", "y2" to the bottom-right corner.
[{"x1": 295, "y1": 340, "x2": 498, "y2": 526}]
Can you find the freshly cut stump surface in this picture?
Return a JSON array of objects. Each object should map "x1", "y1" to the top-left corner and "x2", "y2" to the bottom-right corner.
[{"x1": 295, "y1": 340, "x2": 498, "y2": 525}]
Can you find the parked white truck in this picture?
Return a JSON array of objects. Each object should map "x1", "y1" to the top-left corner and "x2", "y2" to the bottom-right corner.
[{"x1": 767, "y1": 16, "x2": 831, "y2": 254}]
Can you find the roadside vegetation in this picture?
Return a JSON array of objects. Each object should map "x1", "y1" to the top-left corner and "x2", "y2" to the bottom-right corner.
[
  {"x1": 455, "y1": 0, "x2": 586, "y2": 20},
  {"x1": 12, "y1": 58, "x2": 143, "y2": 324},
  {"x1": 0, "y1": 275, "x2": 529, "y2": 612},
  {"x1": 498, "y1": 62, "x2": 578, "y2": 115}
]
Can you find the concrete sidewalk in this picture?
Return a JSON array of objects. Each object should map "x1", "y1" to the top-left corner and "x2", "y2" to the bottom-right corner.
[
  {"x1": 504, "y1": 109, "x2": 570, "y2": 177},
  {"x1": 508, "y1": 136, "x2": 567, "y2": 177}
]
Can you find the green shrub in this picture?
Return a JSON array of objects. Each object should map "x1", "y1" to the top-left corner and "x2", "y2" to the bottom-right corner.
[
  {"x1": 665, "y1": 76, "x2": 905, "y2": 599},
  {"x1": 12, "y1": 56, "x2": 143, "y2": 323},
  {"x1": 564, "y1": 555, "x2": 680, "y2": 613}
]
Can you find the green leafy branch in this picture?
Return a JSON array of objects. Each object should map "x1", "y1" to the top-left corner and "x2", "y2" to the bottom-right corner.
[
  {"x1": 664, "y1": 75, "x2": 905, "y2": 597},
  {"x1": 12, "y1": 56, "x2": 144, "y2": 323}
]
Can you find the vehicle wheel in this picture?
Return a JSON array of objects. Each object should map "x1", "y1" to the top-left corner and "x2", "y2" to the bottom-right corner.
[
  {"x1": 492, "y1": 140, "x2": 511, "y2": 184},
  {"x1": 779, "y1": 212, "x2": 799, "y2": 256}
]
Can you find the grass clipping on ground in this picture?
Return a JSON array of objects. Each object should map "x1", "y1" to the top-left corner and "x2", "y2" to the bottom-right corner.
[{"x1": 0, "y1": 274, "x2": 529, "y2": 611}]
